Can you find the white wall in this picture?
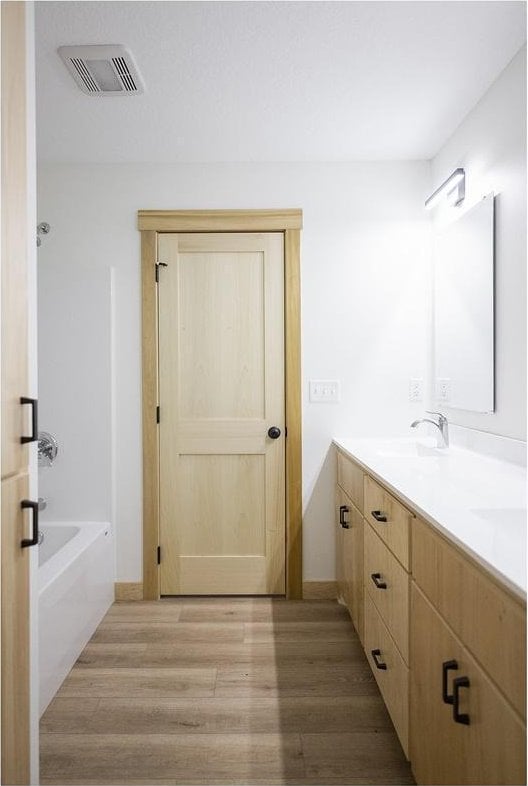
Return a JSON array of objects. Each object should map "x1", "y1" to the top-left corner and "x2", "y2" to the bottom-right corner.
[
  {"x1": 37, "y1": 265, "x2": 113, "y2": 523},
  {"x1": 430, "y1": 46, "x2": 526, "y2": 441},
  {"x1": 37, "y1": 161, "x2": 431, "y2": 582}
]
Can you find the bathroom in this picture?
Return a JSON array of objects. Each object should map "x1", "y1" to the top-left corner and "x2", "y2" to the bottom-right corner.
[{"x1": 1, "y1": 1, "x2": 526, "y2": 784}]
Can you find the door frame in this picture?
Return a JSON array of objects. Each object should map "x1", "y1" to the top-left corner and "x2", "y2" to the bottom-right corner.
[{"x1": 138, "y1": 209, "x2": 303, "y2": 600}]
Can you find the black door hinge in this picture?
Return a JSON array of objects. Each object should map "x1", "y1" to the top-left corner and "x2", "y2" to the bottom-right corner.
[
  {"x1": 155, "y1": 262, "x2": 168, "y2": 283},
  {"x1": 157, "y1": 546, "x2": 161, "y2": 564},
  {"x1": 156, "y1": 405, "x2": 160, "y2": 423}
]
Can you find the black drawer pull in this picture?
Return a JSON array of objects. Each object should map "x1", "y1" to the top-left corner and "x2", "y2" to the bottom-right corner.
[
  {"x1": 20, "y1": 499, "x2": 39, "y2": 548},
  {"x1": 371, "y1": 510, "x2": 387, "y2": 523},
  {"x1": 20, "y1": 397, "x2": 38, "y2": 444},
  {"x1": 371, "y1": 649, "x2": 387, "y2": 670},
  {"x1": 339, "y1": 505, "x2": 350, "y2": 529},
  {"x1": 370, "y1": 572, "x2": 387, "y2": 589},
  {"x1": 442, "y1": 659, "x2": 458, "y2": 704},
  {"x1": 453, "y1": 676, "x2": 470, "y2": 725}
]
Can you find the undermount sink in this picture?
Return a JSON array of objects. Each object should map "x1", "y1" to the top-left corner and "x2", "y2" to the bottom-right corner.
[{"x1": 374, "y1": 439, "x2": 448, "y2": 459}]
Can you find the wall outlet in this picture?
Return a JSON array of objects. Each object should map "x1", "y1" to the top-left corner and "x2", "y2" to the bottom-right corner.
[
  {"x1": 436, "y1": 378, "x2": 451, "y2": 402},
  {"x1": 309, "y1": 379, "x2": 340, "y2": 403},
  {"x1": 409, "y1": 378, "x2": 424, "y2": 402}
]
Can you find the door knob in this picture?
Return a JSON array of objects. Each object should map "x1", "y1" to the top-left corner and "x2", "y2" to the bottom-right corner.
[{"x1": 267, "y1": 426, "x2": 281, "y2": 439}]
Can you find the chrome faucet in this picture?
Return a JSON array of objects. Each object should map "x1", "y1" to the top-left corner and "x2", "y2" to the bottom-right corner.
[{"x1": 410, "y1": 411, "x2": 449, "y2": 448}]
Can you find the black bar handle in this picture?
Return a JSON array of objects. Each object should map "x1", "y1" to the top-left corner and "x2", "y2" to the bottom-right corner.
[
  {"x1": 453, "y1": 676, "x2": 470, "y2": 725},
  {"x1": 20, "y1": 397, "x2": 38, "y2": 444},
  {"x1": 20, "y1": 499, "x2": 39, "y2": 548},
  {"x1": 370, "y1": 572, "x2": 387, "y2": 590},
  {"x1": 371, "y1": 510, "x2": 388, "y2": 523},
  {"x1": 339, "y1": 505, "x2": 350, "y2": 529},
  {"x1": 442, "y1": 659, "x2": 458, "y2": 704},
  {"x1": 371, "y1": 649, "x2": 387, "y2": 670}
]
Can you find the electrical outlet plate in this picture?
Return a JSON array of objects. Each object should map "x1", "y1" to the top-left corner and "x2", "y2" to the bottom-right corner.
[
  {"x1": 309, "y1": 379, "x2": 340, "y2": 403},
  {"x1": 436, "y1": 378, "x2": 451, "y2": 402},
  {"x1": 409, "y1": 378, "x2": 424, "y2": 402}
]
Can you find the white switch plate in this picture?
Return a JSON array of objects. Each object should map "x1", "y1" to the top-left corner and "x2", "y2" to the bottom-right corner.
[
  {"x1": 436, "y1": 378, "x2": 451, "y2": 402},
  {"x1": 309, "y1": 379, "x2": 340, "y2": 403},
  {"x1": 409, "y1": 378, "x2": 424, "y2": 402}
]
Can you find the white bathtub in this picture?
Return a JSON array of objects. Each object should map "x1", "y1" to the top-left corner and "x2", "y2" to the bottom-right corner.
[{"x1": 39, "y1": 521, "x2": 114, "y2": 715}]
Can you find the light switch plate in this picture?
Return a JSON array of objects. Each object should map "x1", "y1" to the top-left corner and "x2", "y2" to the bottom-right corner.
[
  {"x1": 409, "y1": 378, "x2": 424, "y2": 402},
  {"x1": 309, "y1": 379, "x2": 340, "y2": 403}
]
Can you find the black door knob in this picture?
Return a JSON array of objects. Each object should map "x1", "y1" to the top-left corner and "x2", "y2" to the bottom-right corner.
[{"x1": 268, "y1": 426, "x2": 281, "y2": 439}]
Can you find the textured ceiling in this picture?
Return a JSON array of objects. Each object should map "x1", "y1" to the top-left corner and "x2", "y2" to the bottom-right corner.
[{"x1": 35, "y1": 1, "x2": 526, "y2": 163}]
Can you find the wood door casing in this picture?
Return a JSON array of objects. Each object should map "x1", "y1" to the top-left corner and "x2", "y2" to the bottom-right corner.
[{"x1": 158, "y1": 232, "x2": 285, "y2": 595}]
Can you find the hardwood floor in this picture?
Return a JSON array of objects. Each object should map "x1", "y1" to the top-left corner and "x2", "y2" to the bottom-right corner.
[{"x1": 40, "y1": 598, "x2": 414, "y2": 785}]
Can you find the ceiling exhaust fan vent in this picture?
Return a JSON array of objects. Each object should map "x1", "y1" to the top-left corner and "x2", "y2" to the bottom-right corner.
[{"x1": 58, "y1": 45, "x2": 144, "y2": 96}]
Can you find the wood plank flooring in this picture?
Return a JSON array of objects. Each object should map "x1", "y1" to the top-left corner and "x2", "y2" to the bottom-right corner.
[{"x1": 40, "y1": 598, "x2": 414, "y2": 785}]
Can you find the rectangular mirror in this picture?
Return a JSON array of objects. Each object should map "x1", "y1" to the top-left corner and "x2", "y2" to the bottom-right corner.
[{"x1": 434, "y1": 193, "x2": 495, "y2": 413}]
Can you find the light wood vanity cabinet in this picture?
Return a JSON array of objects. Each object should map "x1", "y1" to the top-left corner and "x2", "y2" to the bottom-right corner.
[
  {"x1": 335, "y1": 454, "x2": 364, "y2": 643},
  {"x1": 337, "y1": 450, "x2": 364, "y2": 511},
  {"x1": 364, "y1": 522, "x2": 410, "y2": 662},
  {"x1": 364, "y1": 475, "x2": 411, "y2": 569},
  {"x1": 411, "y1": 518, "x2": 526, "y2": 785},
  {"x1": 364, "y1": 592, "x2": 409, "y2": 754},
  {"x1": 334, "y1": 445, "x2": 526, "y2": 785},
  {"x1": 362, "y1": 474, "x2": 413, "y2": 757},
  {"x1": 412, "y1": 517, "x2": 526, "y2": 720},
  {"x1": 411, "y1": 584, "x2": 526, "y2": 786}
]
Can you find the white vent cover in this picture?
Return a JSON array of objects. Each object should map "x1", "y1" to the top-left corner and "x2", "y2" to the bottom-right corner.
[{"x1": 58, "y1": 45, "x2": 144, "y2": 96}]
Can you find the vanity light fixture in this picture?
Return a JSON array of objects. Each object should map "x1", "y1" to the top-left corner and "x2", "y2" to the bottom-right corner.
[{"x1": 425, "y1": 167, "x2": 465, "y2": 210}]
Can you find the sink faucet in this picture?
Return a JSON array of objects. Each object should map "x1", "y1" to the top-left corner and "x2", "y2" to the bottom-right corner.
[{"x1": 410, "y1": 411, "x2": 449, "y2": 448}]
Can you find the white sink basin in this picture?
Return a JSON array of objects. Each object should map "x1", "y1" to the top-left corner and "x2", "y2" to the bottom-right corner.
[
  {"x1": 374, "y1": 439, "x2": 448, "y2": 459},
  {"x1": 470, "y1": 508, "x2": 526, "y2": 528}
]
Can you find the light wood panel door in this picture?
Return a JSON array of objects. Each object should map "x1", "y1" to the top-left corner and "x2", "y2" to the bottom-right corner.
[
  {"x1": 158, "y1": 233, "x2": 285, "y2": 595},
  {"x1": 1, "y1": 2, "x2": 32, "y2": 783},
  {"x1": 410, "y1": 584, "x2": 526, "y2": 785}
]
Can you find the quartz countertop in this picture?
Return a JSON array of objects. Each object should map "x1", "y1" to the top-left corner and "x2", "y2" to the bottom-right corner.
[{"x1": 333, "y1": 437, "x2": 527, "y2": 600}]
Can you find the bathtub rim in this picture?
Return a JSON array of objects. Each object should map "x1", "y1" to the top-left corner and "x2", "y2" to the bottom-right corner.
[{"x1": 38, "y1": 521, "x2": 112, "y2": 594}]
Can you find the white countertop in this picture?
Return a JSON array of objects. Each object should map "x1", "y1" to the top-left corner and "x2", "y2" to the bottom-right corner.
[{"x1": 333, "y1": 437, "x2": 527, "y2": 600}]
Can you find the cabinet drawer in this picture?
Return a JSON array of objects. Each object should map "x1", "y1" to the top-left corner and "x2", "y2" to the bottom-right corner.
[
  {"x1": 411, "y1": 584, "x2": 526, "y2": 785},
  {"x1": 364, "y1": 523, "x2": 409, "y2": 663},
  {"x1": 364, "y1": 593, "x2": 409, "y2": 758},
  {"x1": 413, "y1": 517, "x2": 526, "y2": 720},
  {"x1": 336, "y1": 451, "x2": 364, "y2": 513},
  {"x1": 335, "y1": 487, "x2": 364, "y2": 643},
  {"x1": 364, "y1": 475, "x2": 412, "y2": 569}
]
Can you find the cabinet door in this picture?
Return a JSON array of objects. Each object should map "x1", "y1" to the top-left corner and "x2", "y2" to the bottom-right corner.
[
  {"x1": 335, "y1": 487, "x2": 363, "y2": 642},
  {"x1": 1, "y1": 473, "x2": 30, "y2": 784},
  {"x1": 411, "y1": 584, "x2": 526, "y2": 785},
  {"x1": 1, "y1": 0, "x2": 29, "y2": 480},
  {"x1": 336, "y1": 451, "x2": 364, "y2": 512},
  {"x1": 413, "y1": 517, "x2": 526, "y2": 720}
]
